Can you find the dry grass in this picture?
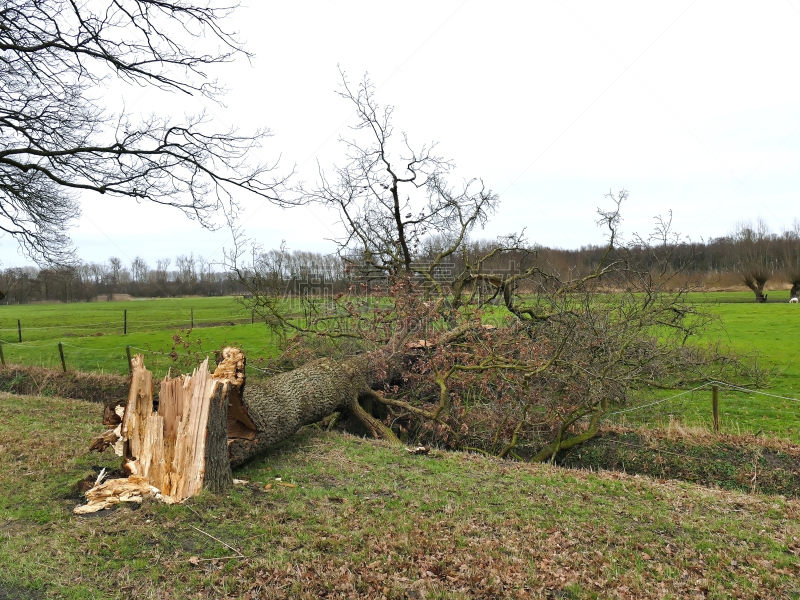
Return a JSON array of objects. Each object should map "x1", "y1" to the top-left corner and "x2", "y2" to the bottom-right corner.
[
  {"x1": 1, "y1": 393, "x2": 799, "y2": 599},
  {"x1": 0, "y1": 364, "x2": 129, "y2": 404}
]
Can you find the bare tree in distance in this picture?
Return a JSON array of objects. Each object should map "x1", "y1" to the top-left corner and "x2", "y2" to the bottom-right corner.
[
  {"x1": 0, "y1": 0, "x2": 295, "y2": 265},
  {"x1": 131, "y1": 257, "x2": 149, "y2": 284},
  {"x1": 781, "y1": 219, "x2": 800, "y2": 300},
  {"x1": 733, "y1": 219, "x2": 773, "y2": 302}
]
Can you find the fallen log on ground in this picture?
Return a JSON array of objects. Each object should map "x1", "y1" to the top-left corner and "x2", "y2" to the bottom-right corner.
[{"x1": 76, "y1": 347, "x2": 394, "y2": 513}]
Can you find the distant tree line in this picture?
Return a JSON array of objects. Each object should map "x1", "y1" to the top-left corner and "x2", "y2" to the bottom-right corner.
[
  {"x1": 0, "y1": 254, "x2": 237, "y2": 303},
  {"x1": 527, "y1": 218, "x2": 800, "y2": 300},
  {"x1": 1, "y1": 218, "x2": 799, "y2": 304}
]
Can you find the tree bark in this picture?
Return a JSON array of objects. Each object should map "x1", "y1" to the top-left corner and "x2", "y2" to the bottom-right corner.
[{"x1": 228, "y1": 352, "x2": 399, "y2": 466}]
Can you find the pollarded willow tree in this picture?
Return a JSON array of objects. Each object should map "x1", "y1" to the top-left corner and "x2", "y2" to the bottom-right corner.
[
  {"x1": 220, "y1": 73, "x2": 756, "y2": 464},
  {"x1": 732, "y1": 219, "x2": 774, "y2": 303},
  {"x1": 0, "y1": 0, "x2": 292, "y2": 265}
]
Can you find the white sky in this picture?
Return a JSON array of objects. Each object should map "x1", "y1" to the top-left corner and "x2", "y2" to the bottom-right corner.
[{"x1": 2, "y1": 0, "x2": 799, "y2": 268}]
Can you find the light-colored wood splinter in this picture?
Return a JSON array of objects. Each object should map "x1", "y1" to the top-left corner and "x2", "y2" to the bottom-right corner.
[{"x1": 76, "y1": 351, "x2": 244, "y2": 514}]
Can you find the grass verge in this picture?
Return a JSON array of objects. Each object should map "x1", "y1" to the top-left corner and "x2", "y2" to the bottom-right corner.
[
  {"x1": 1, "y1": 392, "x2": 798, "y2": 599},
  {"x1": 560, "y1": 425, "x2": 800, "y2": 498},
  {"x1": 0, "y1": 365, "x2": 128, "y2": 404}
]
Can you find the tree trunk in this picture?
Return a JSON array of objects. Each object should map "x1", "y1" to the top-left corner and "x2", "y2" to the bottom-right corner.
[
  {"x1": 227, "y1": 353, "x2": 394, "y2": 467},
  {"x1": 77, "y1": 353, "x2": 236, "y2": 513},
  {"x1": 742, "y1": 270, "x2": 769, "y2": 303},
  {"x1": 77, "y1": 348, "x2": 394, "y2": 512}
]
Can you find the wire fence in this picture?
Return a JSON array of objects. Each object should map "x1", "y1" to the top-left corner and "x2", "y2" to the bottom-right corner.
[
  {"x1": 607, "y1": 381, "x2": 800, "y2": 418},
  {"x1": 1, "y1": 320, "x2": 799, "y2": 437},
  {"x1": 0, "y1": 337, "x2": 282, "y2": 381},
  {"x1": 0, "y1": 305, "x2": 265, "y2": 376},
  {"x1": 0, "y1": 313, "x2": 257, "y2": 342},
  {"x1": 601, "y1": 380, "x2": 800, "y2": 441}
]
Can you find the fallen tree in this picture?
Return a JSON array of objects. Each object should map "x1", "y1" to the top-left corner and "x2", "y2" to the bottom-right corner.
[
  {"x1": 78, "y1": 75, "x2": 764, "y2": 512},
  {"x1": 78, "y1": 299, "x2": 758, "y2": 513},
  {"x1": 231, "y1": 78, "x2": 758, "y2": 459},
  {"x1": 77, "y1": 345, "x2": 399, "y2": 512}
]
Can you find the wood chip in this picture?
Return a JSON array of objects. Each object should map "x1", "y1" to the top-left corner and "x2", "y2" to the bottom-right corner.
[{"x1": 74, "y1": 475, "x2": 164, "y2": 514}]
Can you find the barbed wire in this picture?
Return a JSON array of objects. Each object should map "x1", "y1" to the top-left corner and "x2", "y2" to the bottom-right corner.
[
  {"x1": 607, "y1": 380, "x2": 800, "y2": 417},
  {"x1": 0, "y1": 315, "x2": 252, "y2": 333},
  {"x1": 0, "y1": 321, "x2": 119, "y2": 331},
  {"x1": 606, "y1": 383, "x2": 711, "y2": 416},
  {"x1": 58, "y1": 343, "x2": 131, "y2": 353},
  {"x1": 0, "y1": 339, "x2": 67, "y2": 349},
  {"x1": 3, "y1": 342, "x2": 800, "y2": 409},
  {"x1": 709, "y1": 380, "x2": 800, "y2": 404}
]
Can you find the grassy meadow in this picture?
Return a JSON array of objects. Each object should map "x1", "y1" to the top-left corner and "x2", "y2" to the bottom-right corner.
[
  {"x1": 1, "y1": 291, "x2": 800, "y2": 439},
  {"x1": 0, "y1": 297, "x2": 281, "y2": 378},
  {"x1": 612, "y1": 292, "x2": 800, "y2": 441},
  {"x1": 1, "y1": 295, "x2": 800, "y2": 598}
]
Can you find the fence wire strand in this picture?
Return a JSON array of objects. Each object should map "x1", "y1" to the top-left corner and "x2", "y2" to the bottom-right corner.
[{"x1": 608, "y1": 380, "x2": 800, "y2": 417}]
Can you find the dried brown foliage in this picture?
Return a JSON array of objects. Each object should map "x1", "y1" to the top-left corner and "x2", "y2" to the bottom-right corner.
[{"x1": 227, "y1": 78, "x2": 760, "y2": 461}]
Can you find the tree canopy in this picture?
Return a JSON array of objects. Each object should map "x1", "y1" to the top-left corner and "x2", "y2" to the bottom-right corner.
[{"x1": 0, "y1": 0, "x2": 289, "y2": 264}]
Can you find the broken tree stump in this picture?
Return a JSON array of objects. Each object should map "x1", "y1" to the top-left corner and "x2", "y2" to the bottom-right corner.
[
  {"x1": 77, "y1": 350, "x2": 244, "y2": 513},
  {"x1": 77, "y1": 345, "x2": 396, "y2": 513}
]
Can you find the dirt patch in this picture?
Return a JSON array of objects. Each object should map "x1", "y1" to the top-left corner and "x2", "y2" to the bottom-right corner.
[
  {"x1": 0, "y1": 520, "x2": 30, "y2": 537},
  {"x1": 0, "y1": 583, "x2": 43, "y2": 600},
  {"x1": 559, "y1": 426, "x2": 800, "y2": 497},
  {"x1": 0, "y1": 364, "x2": 129, "y2": 404}
]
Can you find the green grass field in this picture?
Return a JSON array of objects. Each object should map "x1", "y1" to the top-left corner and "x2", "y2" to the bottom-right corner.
[
  {"x1": 0, "y1": 296, "x2": 246, "y2": 341},
  {"x1": 686, "y1": 290, "x2": 799, "y2": 304},
  {"x1": 0, "y1": 297, "x2": 281, "y2": 378},
  {"x1": 1, "y1": 294, "x2": 799, "y2": 598},
  {"x1": 2, "y1": 292, "x2": 800, "y2": 439},
  {"x1": 612, "y1": 292, "x2": 800, "y2": 441}
]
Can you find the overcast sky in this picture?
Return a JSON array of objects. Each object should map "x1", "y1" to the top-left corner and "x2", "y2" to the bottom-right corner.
[{"x1": 2, "y1": 0, "x2": 799, "y2": 269}]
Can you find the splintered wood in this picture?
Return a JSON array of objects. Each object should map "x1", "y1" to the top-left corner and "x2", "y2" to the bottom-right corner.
[
  {"x1": 76, "y1": 353, "x2": 236, "y2": 513},
  {"x1": 73, "y1": 476, "x2": 163, "y2": 514}
]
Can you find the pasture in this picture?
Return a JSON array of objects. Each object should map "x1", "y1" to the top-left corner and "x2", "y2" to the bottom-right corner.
[
  {"x1": 0, "y1": 297, "x2": 281, "y2": 377},
  {"x1": 1, "y1": 293, "x2": 800, "y2": 440},
  {"x1": 1, "y1": 293, "x2": 799, "y2": 598},
  {"x1": 613, "y1": 292, "x2": 800, "y2": 441}
]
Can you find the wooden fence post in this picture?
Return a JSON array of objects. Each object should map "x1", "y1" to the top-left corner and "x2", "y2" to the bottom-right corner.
[
  {"x1": 17, "y1": 319, "x2": 22, "y2": 343},
  {"x1": 191, "y1": 307, "x2": 194, "y2": 329},
  {"x1": 712, "y1": 385, "x2": 720, "y2": 433},
  {"x1": 0, "y1": 342, "x2": 5, "y2": 366},
  {"x1": 124, "y1": 310, "x2": 127, "y2": 335},
  {"x1": 126, "y1": 345, "x2": 133, "y2": 374},
  {"x1": 58, "y1": 342, "x2": 67, "y2": 373}
]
